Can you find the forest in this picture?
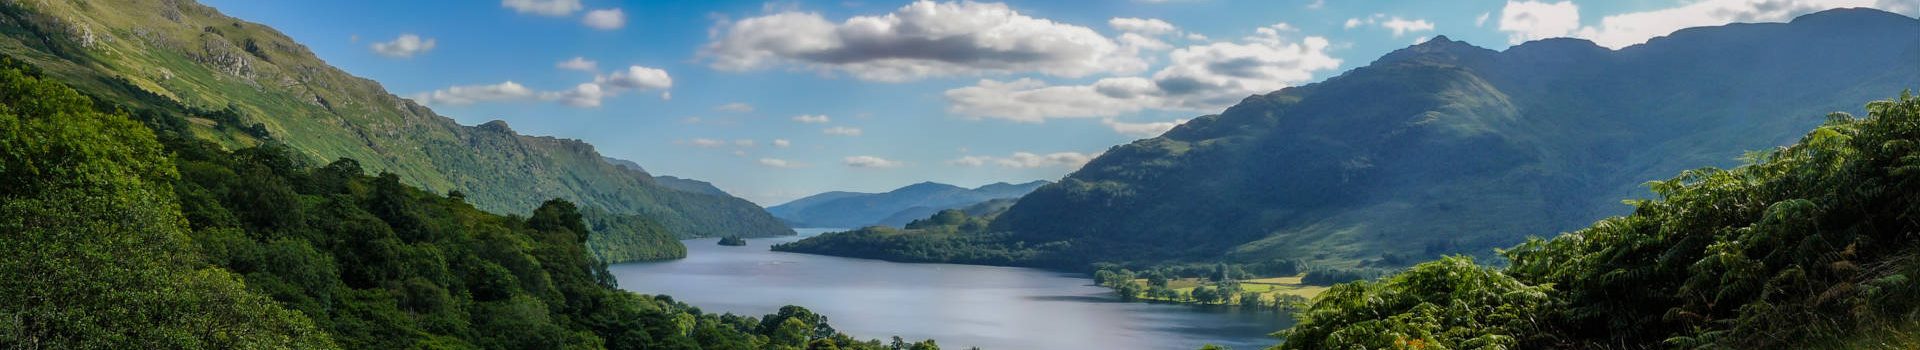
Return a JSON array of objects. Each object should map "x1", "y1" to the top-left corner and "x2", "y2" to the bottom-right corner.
[
  {"x1": 1274, "y1": 93, "x2": 1920, "y2": 349},
  {"x1": 0, "y1": 57, "x2": 936, "y2": 349}
]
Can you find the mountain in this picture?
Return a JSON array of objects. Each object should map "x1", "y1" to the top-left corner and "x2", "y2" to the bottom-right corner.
[
  {"x1": 771, "y1": 180, "x2": 1050, "y2": 228},
  {"x1": 605, "y1": 156, "x2": 744, "y2": 200},
  {"x1": 988, "y1": 9, "x2": 1920, "y2": 268},
  {"x1": 1278, "y1": 92, "x2": 1920, "y2": 349},
  {"x1": 0, "y1": 55, "x2": 926, "y2": 349},
  {"x1": 0, "y1": 0, "x2": 792, "y2": 249}
]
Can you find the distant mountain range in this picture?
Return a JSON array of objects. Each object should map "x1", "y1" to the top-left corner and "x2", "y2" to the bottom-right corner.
[
  {"x1": 771, "y1": 181, "x2": 1050, "y2": 228},
  {"x1": 0, "y1": 0, "x2": 791, "y2": 261},
  {"x1": 974, "y1": 8, "x2": 1920, "y2": 268}
]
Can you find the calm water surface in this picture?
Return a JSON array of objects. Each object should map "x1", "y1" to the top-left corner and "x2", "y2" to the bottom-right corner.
[{"x1": 607, "y1": 229, "x2": 1292, "y2": 350}]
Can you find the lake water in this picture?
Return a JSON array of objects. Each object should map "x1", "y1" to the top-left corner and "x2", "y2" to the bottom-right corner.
[{"x1": 606, "y1": 229, "x2": 1293, "y2": 350}]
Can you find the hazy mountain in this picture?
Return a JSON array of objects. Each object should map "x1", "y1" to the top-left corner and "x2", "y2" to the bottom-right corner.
[
  {"x1": 772, "y1": 181, "x2": 1050, "y2": 228},
  {"x1": 0, "y1": 0, "x2": 792, "y2": 248},
  {"x1": 986, "y1": 8, "x2": 1920, "y2": 267}
]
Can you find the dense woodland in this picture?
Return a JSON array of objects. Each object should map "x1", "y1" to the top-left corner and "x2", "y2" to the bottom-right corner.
[
  {"x1": 0, "y1": 0, "x2": 794, "y2": 260},
  {"x1": 1276, "y1": 93, "x2": 1920, "y2": 349},
  {"x1": 0, "y1": 59, "x2": 937, "y2": 349}
]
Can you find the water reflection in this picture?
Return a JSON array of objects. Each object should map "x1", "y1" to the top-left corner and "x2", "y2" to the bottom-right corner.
[{"x1": 607, "y1": 229, "x2": 1292, "y2": 350}]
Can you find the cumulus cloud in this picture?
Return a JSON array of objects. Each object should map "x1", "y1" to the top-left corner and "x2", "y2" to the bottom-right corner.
[
  {"x1": 948, "y1": 151, "x2": 1097, "y2": 169},
  {"x1": 410, "y1": 81, "x2": 534, "y2": 106},
  {"x1": 1498, "y1": 1, "x2": 1581, "y2": 44},
  {"x1": 822, "y1": 126, "x2": 863, "y2": 136},
  {"x1": 1379, "y1": 17, "x2": 1435, "y2": 37},
  {"x1": 1343, "y1": 14, "x2": 1434, "y2": 37},
  {"x1": 502, "y1": 0, "x2": 581, "y2": 16},
  {"x1": 414, "y1": 64, "x2": 671, "y2": 108},
  {"x1": 844, "y1": 155, "x2": 903, "y2": 168},
  {"x1": 703, "y1": 0, "x2": 1147, "y2": 82},
  {"x1": 540, "y1": 82, "x2": 609, "y2": 107},
  {"x1": 758, "y1": 158, "x2": 804, "y2": 168},
  {"x1": 1573, "y1": 0, "x2": 1897, "y2": 48},
  {"x1": 584, "y1": 8, "x2": 627, "y2": 30},
  {"x1": 1103, "y1": 118, "x2": 1186, "y2": 137},
  {"x1": 792, "y1": 114, "x2": 831, "y2": 123},
  {"x1": 557, "y1": 57, "x2": 598, "y2": 72},
  {"x1": 715, "y1": 103, "x2": 755, "y2": 113},
  {"x1": 1110, "y1": 17, "x2": 1178, "y2": 35},
  {"x1": 773, "y1": 139, "x2": 792, "y2": 147},
  {"x1": 945, "y1": 23, "x2": 1340, "y2": 122},
  {"x1": 371, "y1": 34, "x2": 436, "y2": 58},
  {"x1": 596, "y1": 65, "x2": 674, "y2": 90},
  {"x1": 1476, "y1": 12, "x2": 1491, "y2": 27}
]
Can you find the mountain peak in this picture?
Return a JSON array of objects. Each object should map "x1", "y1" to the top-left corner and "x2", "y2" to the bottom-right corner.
[
  {"x1": 477, "y1": 120, "x2": 514, "y2": 134},
  {"x1": 1374, "y1": 35, "x2": 1498, "y2": 66}
]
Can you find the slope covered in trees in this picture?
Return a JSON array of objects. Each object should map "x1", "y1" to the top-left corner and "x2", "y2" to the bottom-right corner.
[
  {"x1": 0, "y1": 57, "x2": 930, "y2": 350},
  {"x1": 976, "y1": 8, "x2": 1920, "y2": 269},
  {"x1": 1276, "y1": 93, "x2": 1920, "y2": 349},
  {"x1": 0, "y1": 0, "x2": 791, "y2": 245}
]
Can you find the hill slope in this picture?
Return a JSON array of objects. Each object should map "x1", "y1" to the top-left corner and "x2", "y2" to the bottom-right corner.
[
  {"x1": 0, "y1": 0, "x2": 791, "y2": 246},
  {"x1": 988, "y1": 8, "x2": 1920, "y2": 268},
  {"x1": 771, "y1": 181, "x2": 1049, "y2": 228},
  {"x1": 1277, "y1": 92, "x2": 1920, "y2": 350}
]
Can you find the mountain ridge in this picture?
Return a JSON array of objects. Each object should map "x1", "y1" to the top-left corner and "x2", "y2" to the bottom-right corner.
[
  {"x1": 971, "y1": 8, "x2": 1920, "y2": 268},
  {"x1": 772, "y1": 180, "x2": 1051, "y2": 228},
  {"x1": 0, "y1": 0, "x2": 792, "y2": 248}
]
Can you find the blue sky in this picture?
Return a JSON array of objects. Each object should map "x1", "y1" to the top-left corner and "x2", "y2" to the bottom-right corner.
[{"x1": 199, "y1": 0, "x2": 1917, "y2": 205}]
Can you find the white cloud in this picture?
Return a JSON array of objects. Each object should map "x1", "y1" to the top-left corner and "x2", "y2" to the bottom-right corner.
[
  {"x1": 557, "y1": 57, "x2": 598, "y2": 72},
  {"x1": 792, "y1": 114, "x2": 832, "y2": 123},
  {"x1": 822, "y1": 126, "x2": 863, "y2": 136},
  {"x1": 1109, "y1": 17, "x2": 1178, "y2": 35},
  {"x1": 502, "y1": 0, "x2": 581, "y2": 16},
  {"x1": 758, "y1": 158, "x2": 805, "y2": 168},
  {"x1": 1103, "y1": 118, "x2": 1186, "y2": 137},
  {"x1": 715, "y1": 103, "x2": 754, "y2": 113},
  {"x1": 682, "y1": 138, "x2": 728, "y2": 148},
  {"x1": 948, "y1": 151, "x2": 1097, "y2": 169},
  {"x1": 1498, "y1": 1, "x2": 1581, "y2": 44},
  {"x1": 734, "y1": 139, "x2": 757, "y2": 147},
  {"x1": 944, "y1": 24, "x2": 1340, "y2": 122},
  {"x1": 773, "y1": 139, "x2": 792, "y2": 147},
  {"x1": 1475, "y1": 12, "x2": 1491, "y2": 27},
  {"x1": 844, "y1": 155, "x2": 903, "y2": 168},
  {"x1": 596, "y1": 65, "x2": 674, "y2": 90},
  {"x1": 1379, "y1": 17, "x2": 1435, "y2": 37},
  {"x1": 1343, "y1": 14, "x2": 1434, "y2": 37},
  {"x1": 370, "y1": 34, "x2": 436, "y2": 58},
  {"x1": 410, "y1": 81, "x2": 534, "y2": 106},
  {"x1": 584, "y1": 8, "x2": 627, "y2": 30},
  {"x1": 1573, "y1": 0, "x2": 1892, "y2": 49},
  {"x1": 703, "y1": 0, "x2": 1148, "y2": 82},
  {"x1": 1307, "y1": 0, "x2": 1326, "y2": 9},
  {"x1": 945, "y1": 77, "x2": 1164, "y2": 122},
  {"x1": 539, "y1": 82, "x2": 609, "y2": 107}
]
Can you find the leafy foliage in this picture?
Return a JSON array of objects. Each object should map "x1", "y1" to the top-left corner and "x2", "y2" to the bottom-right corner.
[
  {"x1": 0, "y1": 57, "x2": 929, "y2": 349},
  {"x1": 0, "y1": 0, "x2": 792, "y2": 246},
  {"x1": 1277, "y1": 92, "x2": 1920, "y2": 349}
]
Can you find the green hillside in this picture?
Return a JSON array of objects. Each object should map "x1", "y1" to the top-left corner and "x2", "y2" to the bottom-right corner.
[
  {"x1": 0, "y1": 0, "x2": 791, "y2": 262},
  {"x1": 1275, "y1": 92, "x2": 1920, "y2": 349},
  {"x1": 983, "y1": 9, "x2": 1920, "y2": 269},
  {"x1": 0, "y1": 54, "x2": 930, "y2": 350}
]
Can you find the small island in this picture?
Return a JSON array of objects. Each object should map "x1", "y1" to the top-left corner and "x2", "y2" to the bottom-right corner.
[{"x1": 717, "y1": 236, "x2": 747, "y2": 246}]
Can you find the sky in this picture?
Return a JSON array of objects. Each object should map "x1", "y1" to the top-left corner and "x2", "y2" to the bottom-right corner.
[{"x1": 198, "y1": 0, "x2": 1918, "y2": 205}]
